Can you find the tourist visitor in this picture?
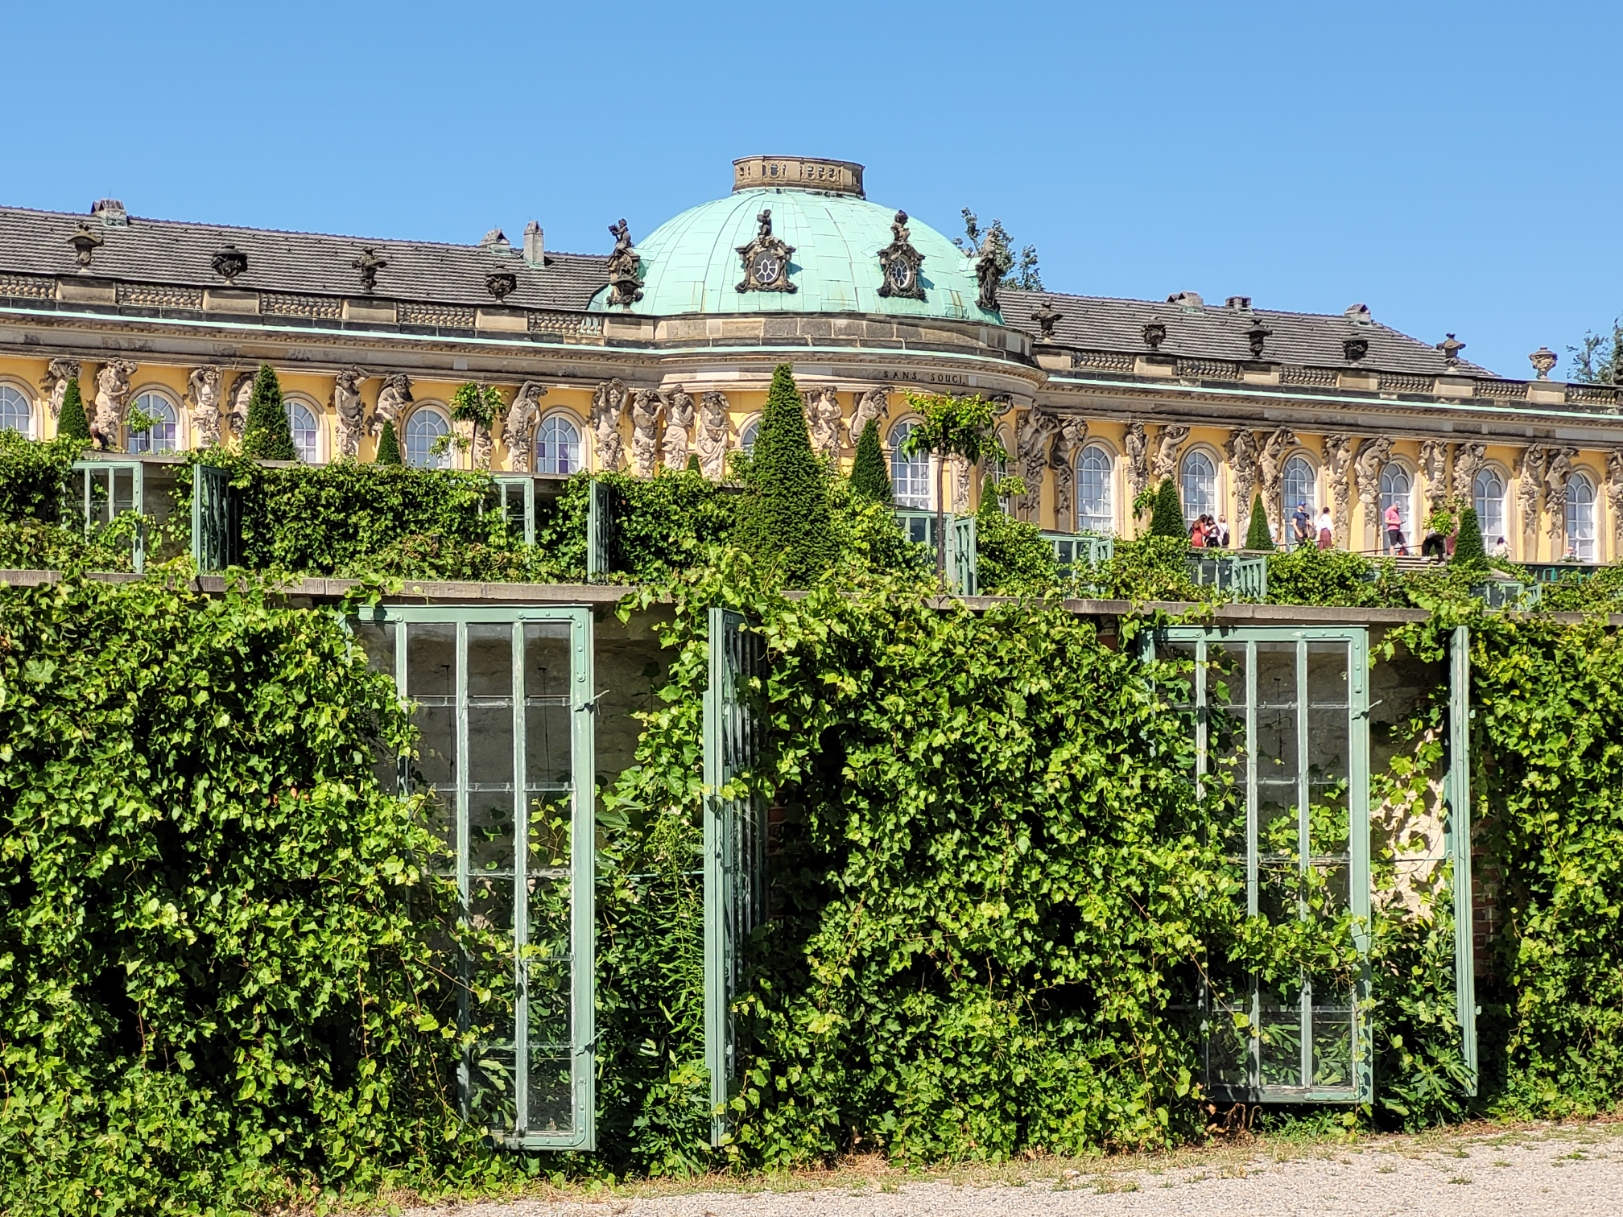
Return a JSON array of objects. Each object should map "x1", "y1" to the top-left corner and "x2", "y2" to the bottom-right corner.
[
  {"x1": 1384, "y1": 502, "x2": 1407, "y2": 555},
  {"x1": 1213, "y1": 514, "x2": 1231, "y2": 547},
  {"x1": 1492, "y1": 536, "x2": 1510, "y2": 558},
  {"x1": 1291, "y1": 502, "x2": 1312, "y2": 549},
  {"x1": 1316, "y1": 507, "x2": 1333, "y2": 550}
]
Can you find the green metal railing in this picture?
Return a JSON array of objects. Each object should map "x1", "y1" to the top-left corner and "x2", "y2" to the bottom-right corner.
[
  {"x1": 1187, "y1": 552, "x2": 1269, "y2": 601},
  {"x1": 894, "y1": 509, "x2": 978, "y2": 596}
]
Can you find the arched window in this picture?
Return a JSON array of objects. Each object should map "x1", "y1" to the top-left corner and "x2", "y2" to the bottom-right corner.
[
  {"x1": 889, "y1": 421, "x2": 930, "y2": 509},
  {"x1": 1282, "y1": 454, "x2": 1317, "y2": 520},
  {"x1": 1567, "y1": 471, "x2": 1597, "y2": 562},
  {"x1": 1076, "y1": 443, "x2": 1114, "y2": 534},
  {"x1": 127, "y1": 391, "x2": 177, "y2": 454},
  {"x1": 405, "y1": 407, "x2": 451, "y2": 469},
  {"x1": 0, "y1": 384, "x2": 30, "y2": 436},
  {"x1": 1179, "y1": 449, "x2": 1216, "y2": 526},
  {"x1": 286, "y1": 400, "x2": 319, "y2": 463},
  {"x1": 1473, "y1": 467, "x2": 1507, "y2": 553},
  {"x1": 1380, "y1": 465, "x2": 1414, "y2": 554},
  {"x1": 740, "y1": 418, "x2": 761, "y2": 453},
  {"x1": 536, "y1": 414, "x2": 581, "y2": 475}
]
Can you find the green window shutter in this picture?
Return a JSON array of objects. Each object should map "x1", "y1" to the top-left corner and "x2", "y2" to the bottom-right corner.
[
  {"x1": 703, "y1": 607, "x2": 767, "y2": 1145},
  {"x1": 949, "y1": 515, "x2": 977, "y2": 596},
  {"x1": 74, "y1": 460, "x2": 146, "y2": 572},
  {"x1": 587, "y1": 480, "x2": 614, "y2": 581},
  {"x1": 491, "y1": 476, "x2": 537, "y2": 545},
  {"x1": 190, "y1": 464, "x2": 241, "y2": 573},
  {"x1": 349, "y1": 605, "x2": 597, "y2": 1151}
]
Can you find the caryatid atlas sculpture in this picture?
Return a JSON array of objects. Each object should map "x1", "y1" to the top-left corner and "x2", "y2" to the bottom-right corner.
[
  {"x1": 630, "y1": 388, "x2": 663, "y2": 478},
  {"x1": 331, "y1": 367, "x2": 368, "y2": 458},
  {"x1": 695, "y1": 391, "x2": 731, "y2": 480},
  {"x1": 1151, "y1": 424, "x2": 1190, "y2": 483},
  {"x1": 1354, "y1": 435, "x2": 1394, "y2": 534},
  {"x1": 804, "y1": 386, "x2": 842, "y2": 460},
  {"x1": 1224, "y1": 428, "x2": 1261, "y2": 523},
  {"x1": 371, "y1": 374, "x2": 414, "y2": 441},
  {"x1": 1123, "y1": 422, "x2": 1149, "y2": 502},
  {"x1": 92, "y1": 360, "x2": 138, "y2": 448},
  {"x1": 591, "y1": 379, "x2": 628, "y2": 472},
  {"x1": 503, "y1": 382, "x2": 548, "y2": 472},
  {"x1": 1322, "y1": 434, "x2": 1355, "y2": 547},
  {"x1": 662, "y1": 386, "x2": 695, "y2": 470},
  {"x1": 40, "y1": 358, "x2": 81, "y2": 423},
  {"x1": 1258, "y1": 427, "x2": 1298, "y2": 539},
  {"x1": 186, "y1": 365, "x2": 224, "y2": 449},
  {"x1": 848, "y1": 386, "x2": 889, "y2": 442},
  {"x1": 1015, "y1": 405, "x2": 1060, "y2": 522},
  {"x1": 225, "y1": 372, "x2": 254, "y2": 441}
]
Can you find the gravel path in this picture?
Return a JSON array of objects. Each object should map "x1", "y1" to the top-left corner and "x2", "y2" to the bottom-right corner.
[{"x1": 410, "y1": 1123, "x2": 1623, "y2": 1217}]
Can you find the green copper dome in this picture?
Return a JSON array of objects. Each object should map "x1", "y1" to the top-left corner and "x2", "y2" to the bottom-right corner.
[{"x1": 588, "y1": 186, "x2": 1000, "y2": 324}]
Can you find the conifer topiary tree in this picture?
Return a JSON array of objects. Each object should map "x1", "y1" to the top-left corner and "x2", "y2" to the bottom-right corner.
[
  {"x1": 1244, "y1": 492, "x2": 1273, "y2": 550},
  {"x1": 1454, "y1": 505, "x2": 1486, "y2": 567},
  {"x1": 374, "y1": 420, "x2": 403, "y2": 465},
  {"x1": 734, "y1": 363, "x2": 835, "y2": 585},
  {"x1": 239, "y1": 364, "x2": 297, "y2": 461},
  {"x1": 850, "y1": 422, "x2": 892, "y2": 504},
  {"x1": 976, "y1": 472, "x2": 1000, "y2": 521},
  {"x1": 55, "y1": 378, "x2": 90, "y2": 443},
  {"x1": 1149, "y1": 477, "x2": 1185, "y2": 538}
]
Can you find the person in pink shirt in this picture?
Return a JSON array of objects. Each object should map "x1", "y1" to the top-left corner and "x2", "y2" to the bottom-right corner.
[{"x1": 1384, "y1": 503, "x2": 1407, "y2": 555}]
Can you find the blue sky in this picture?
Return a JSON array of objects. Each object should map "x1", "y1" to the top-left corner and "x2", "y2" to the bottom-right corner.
[{"x1": 5, "y1": 1, "x2": 1619, "y2": 378}]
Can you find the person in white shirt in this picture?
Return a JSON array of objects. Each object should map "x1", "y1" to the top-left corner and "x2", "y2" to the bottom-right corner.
[{"x1": 1315, "y1": 507, "x2": 1334, "y2": 549}]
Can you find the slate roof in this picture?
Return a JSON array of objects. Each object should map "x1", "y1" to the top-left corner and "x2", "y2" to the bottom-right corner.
[
  {"x1": 998, "y1": 287, "x2": 1497, "y2": 378},
  {"x1": 0, "y1": 205, "x2": 611, "y2": 312},
  {"x1": 0, "y1": 202, "x2": 1499, "y2": 379}
]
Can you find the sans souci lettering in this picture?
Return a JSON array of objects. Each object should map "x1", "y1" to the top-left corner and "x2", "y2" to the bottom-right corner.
[{"x1": 875, "y1": 368, "x2": 971, "y2": 387}]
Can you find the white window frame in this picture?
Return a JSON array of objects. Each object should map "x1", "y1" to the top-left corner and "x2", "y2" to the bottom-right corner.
[
  {"x1": 1076, "y1": 441, "x2": 1115, "y2": 535},
  {"x1": 1179, "y1": 447, "x2": 1218, "y2": 527},
  {"x1": 1380, "y1": 463, "x2": 1416, "y2": 554},
  {"x1": 126, "y1": 388, "x2": 181, "y2": 454},
  {"x1": 536, "y1": 411, "x2": 584, "y2": 476},
  {"x1": 1473, "y1": 466, "x2": 1508, "y2": 555},
  {"x1": 1282, "y1": 453, "x2": 1318, "y2": 522},
  {"x1": 739, "y1": 416, "x2": 762, "y2": 454},
  {"x1": 888, "y1": 419, "x2": 932, "y2": 509},
  {"x1": 404, "y1": 403, "x2": 452, "y2": 470},
  {"x1": 1567, "y1": 470, "x2": 1598, "y2": 562},
  {"x1": 284, "y1": 394, "x2": 323, "y2": 464},
  {"x1": 0, "y1": 380, "x2": 34, "y2": 438}
]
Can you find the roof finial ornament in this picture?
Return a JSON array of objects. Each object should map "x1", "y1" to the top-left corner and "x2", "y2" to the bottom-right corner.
[
  {"x1": 1343, "y1": 337, "x2": 1370, "y2": 362},
  {"x1": 1245, "y1": 319, "x2": 1273, "y2": 359},
  {"x1": 606, "y1": 219, "x2": 644, "y2": 308},
  {"x1": 876, "y1": 210, "x2": 926, "y2": 301},
  {"x1": 212, "y1": 244, "x2": 249, "y2": 284},
  {"x1": 352, "y1": 247, "x2": 387, "y2": 294},
  {"x1": 1437, "y1": 333, "x2": 1466, "y2": 367},
  {"x1": 735, "y1": 207, "x2": 797, "y2": 294},
  {"x1": 1529, "y1": 346, "x2": 1558, "y2": 380},
  {"x1": 1030, "y1": 298, "x2": 1063, "y2": 339},
  {"x1": 1142, "y1": 320, "x2": 1167, "y2": 351},
  {"x1": 68, "y1": 221, "x2": 104, "y2": 269},
  {"x1": 485, "y1": 268, "x2": 518, "y2": 301}
]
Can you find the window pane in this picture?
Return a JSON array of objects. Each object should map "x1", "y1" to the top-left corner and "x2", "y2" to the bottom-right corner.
[
  {"x1": 0, "y1": 385, "x2": 30, "y2": 436},
  {"x1": 1567, "y1": 474, "x2": 1596, "y2": 561},
  {"x1": 287, "y1": 402, "x2": 319, "y2": 463},
  {"x1": 1077, "y1": 443, "x2": 1114, "y2": 534},
  {"x1": 1380, "y1": 467, "x2": 1413, "y2": 553},
  {"x1": 406, "y1": 409, "x2": 451, "y2": 468},
  {"x1": 128, "y1": 392, "x2": 177, "y2": 454},
  {"x1": 536, "y1": 416, "x2": 581, "y2": 475},
  {"x1": 889, "y1": 422, "x2": 930, "y2": 508},
  {"x1": 1282, "y1": 456, "x2": 1316, "y2": 519},
  {"x1": 1180, "y1": 450, "x2": 1216, "y2": 525},
  {"x1": 1474, "y1": 468, "x2": 1507, "y2": 552}
]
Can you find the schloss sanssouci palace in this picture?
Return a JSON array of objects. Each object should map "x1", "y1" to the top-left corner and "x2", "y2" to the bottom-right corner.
[
  {"x1": 5, "y1": 154, "x2": 1623, "y2": 1183},
  {"x1": 1, "y1": 153, "x2": 1617, "y2": 560}
]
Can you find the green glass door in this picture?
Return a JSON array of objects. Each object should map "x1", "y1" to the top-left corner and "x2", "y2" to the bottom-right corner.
[
  {"x1": 353, "y1": 605, "x2": 596, "y2": 1150},
  {"x1": 1155, "y1": 626, "x2": 1372, "y2": 1103}
]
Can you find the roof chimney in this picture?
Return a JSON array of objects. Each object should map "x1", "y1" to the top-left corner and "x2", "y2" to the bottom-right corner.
[
  {"x1": 523, "y1": 221, "x2": 544, "y2": 268},
  {"x1": 1344, "y1": 303, "x2": 1372, "y2": 324},
  {"x1": 91, "y1": 199, "x2": 127, "y2": 227},
  {"x1": 1167, "y1": 290, "x2": 1204, "y2": 310},
  {"x1": 1225, "y1": 295, "x2": 1252, "y2": 311},
  {"x1": 480, "y1": 227, "x2": 511, "y2": 251}
]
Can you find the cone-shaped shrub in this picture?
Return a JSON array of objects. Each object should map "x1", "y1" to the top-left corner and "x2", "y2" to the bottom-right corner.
[
  {"x1": 976, "y1": 472, "x2": 1001, "y2": 521},
  {"x1": 850, "y1": 422, "x2": 892, "y2": 504},
  {"x1": 734, "y1": 364, "x2": 835, "y2": 585},
  {"x1": 1149, "y1": 477, "x2": 1185, "y2": 538},
  {"x1": 1454, "y1": 505, "x2": 1486, "y2": 567},
  {"x1": 1244, "y1": 492, "x2": 1273, "y2": 550},
  {"x1": 375, "y1": 420, "x2": 403, "y2": 465},
  {"x1": 56, "y1": 378, "x2": 90, "y2": 443},
  {"x1": 240, "y1": 364, "x2": 297, "y2": 461}
]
